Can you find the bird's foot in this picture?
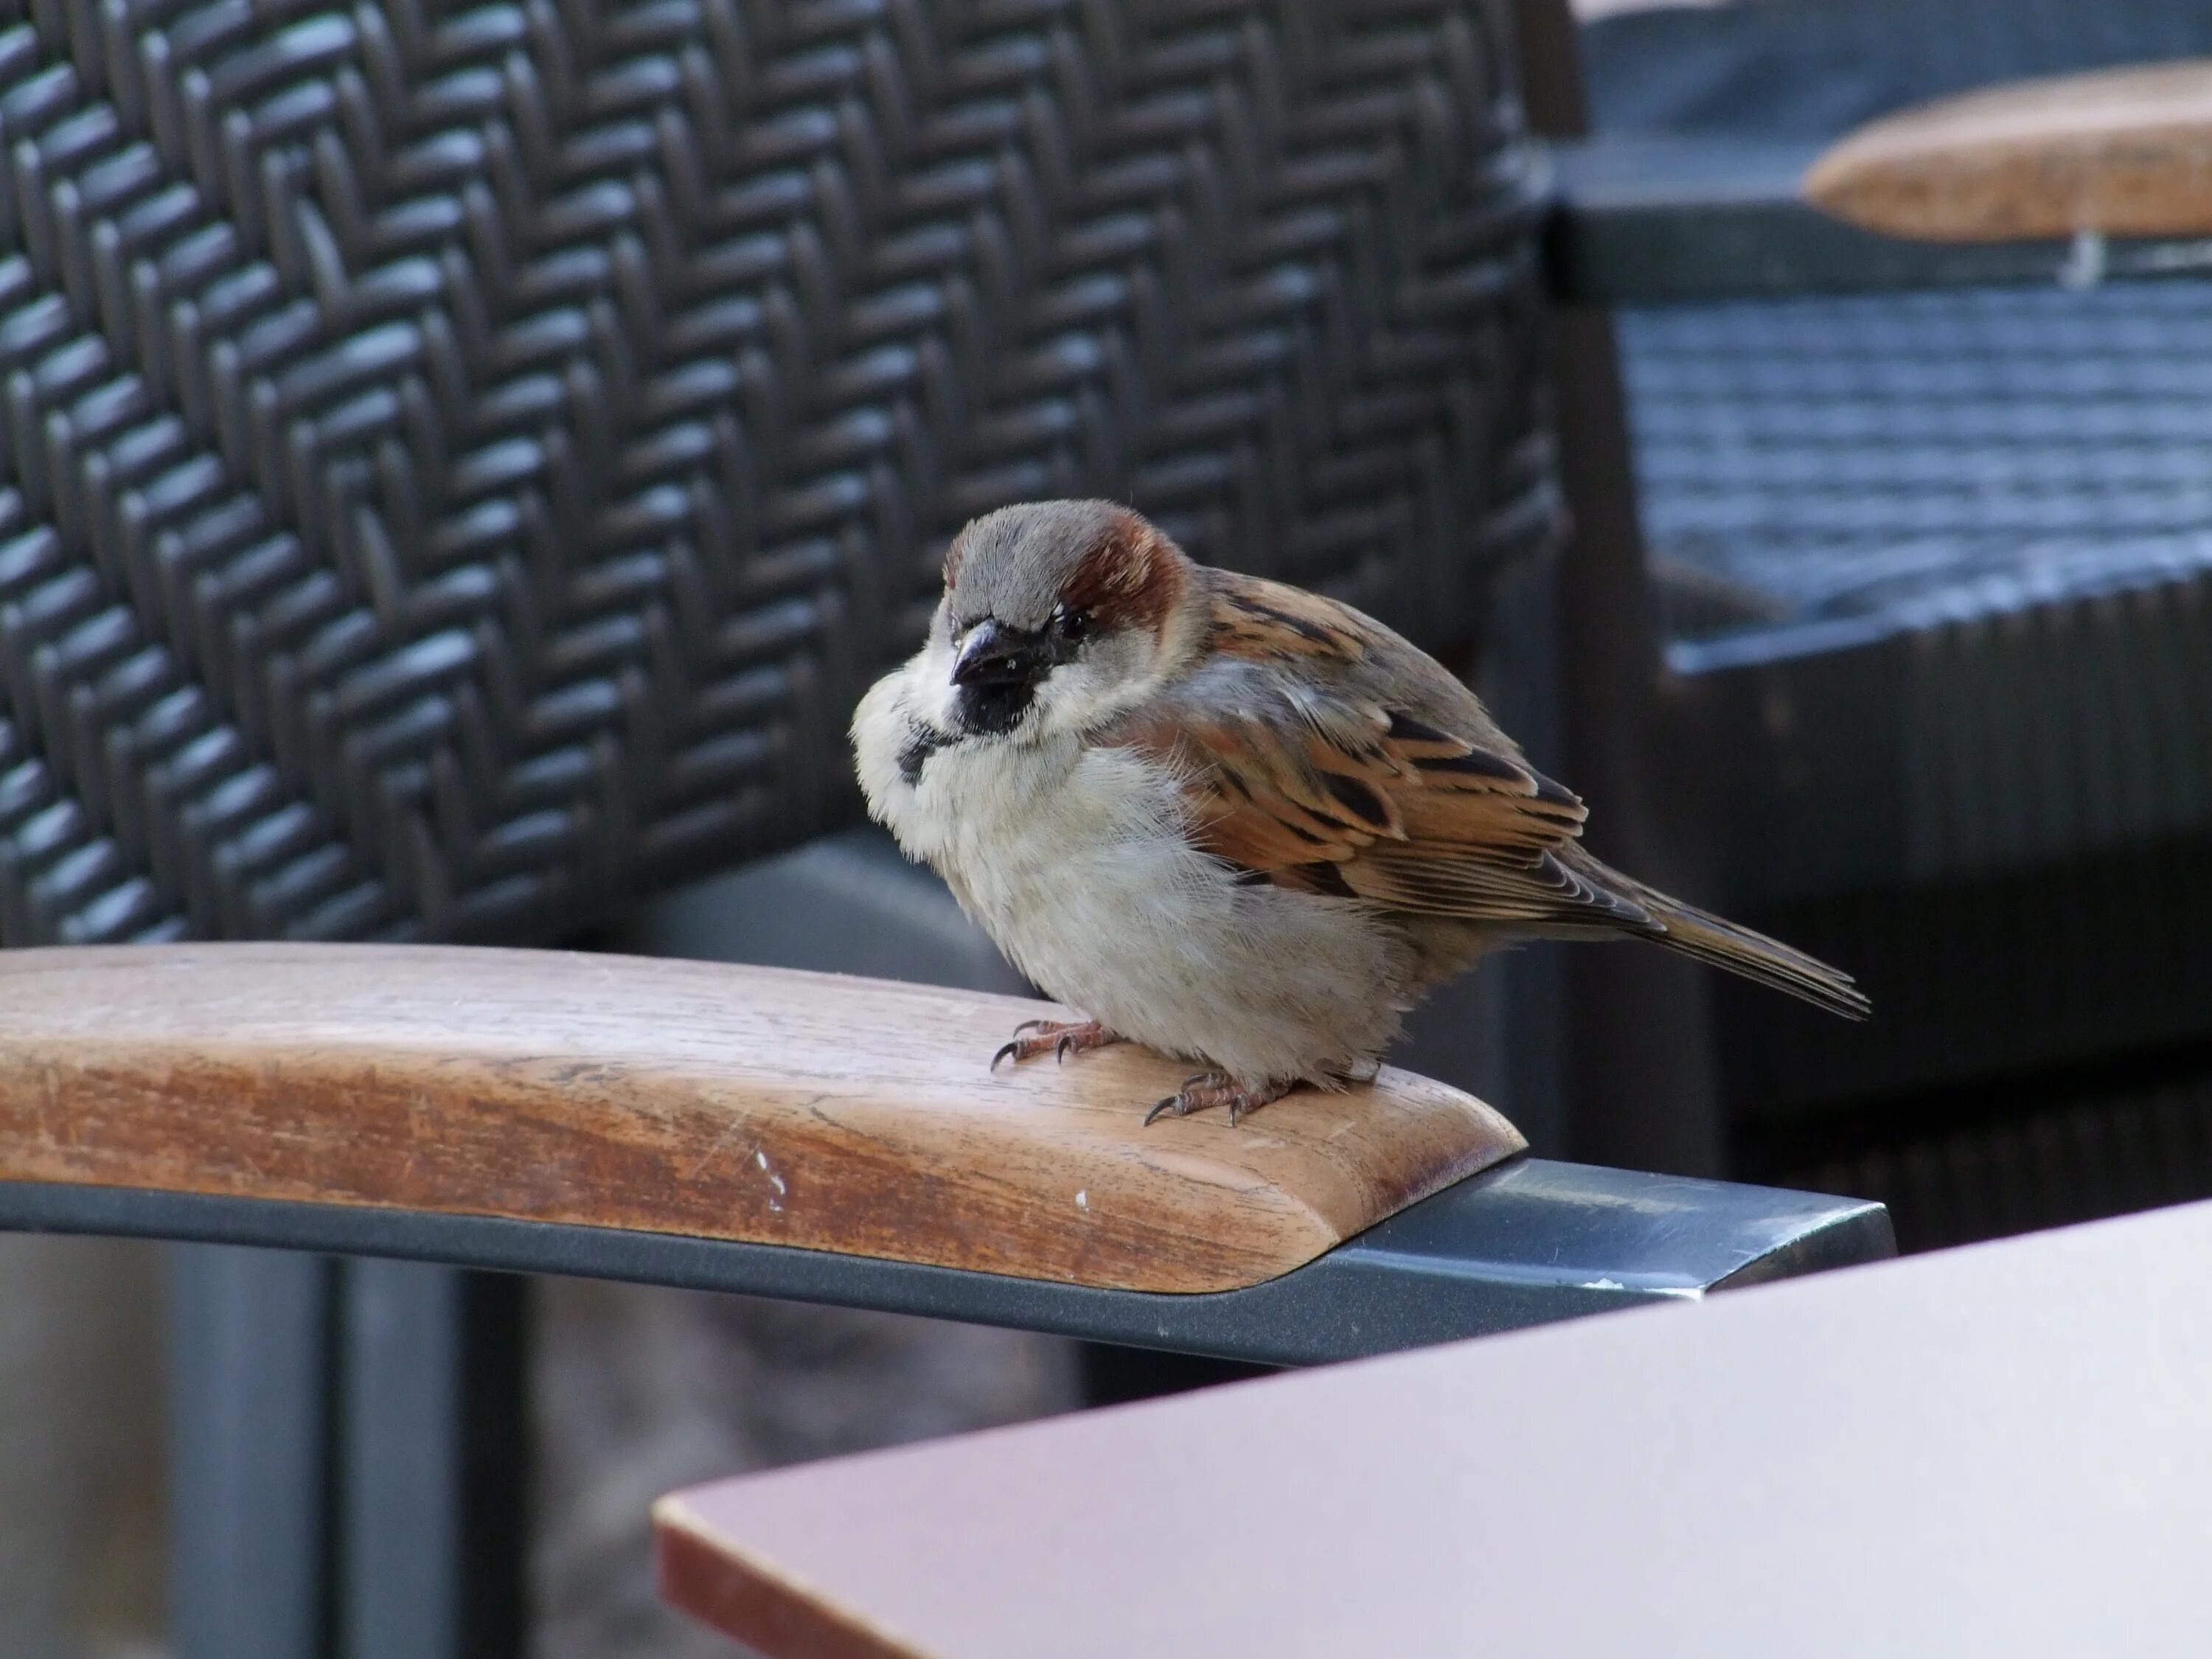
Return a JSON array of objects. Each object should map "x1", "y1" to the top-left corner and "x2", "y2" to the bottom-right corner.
[
  {"x1": 991, "y1": 1018, "x2": 1123, "y2": 1071},
  {"x1": 1144, "y1": 1073, "x2": 1293, "y2": 1127}
]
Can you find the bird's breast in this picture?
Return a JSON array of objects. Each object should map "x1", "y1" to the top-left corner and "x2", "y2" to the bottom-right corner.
[
  {"x1": 855, "y1": 668, "x2": 1413, "y2": 1081},
  {"x1": 917, "y1": 737, "x2": 1198, "y2": 956}
]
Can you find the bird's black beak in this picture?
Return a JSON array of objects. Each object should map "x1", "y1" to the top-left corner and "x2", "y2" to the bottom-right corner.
[{"x1": 951, "y1": 618, "x2": 1047, "y2": 687}]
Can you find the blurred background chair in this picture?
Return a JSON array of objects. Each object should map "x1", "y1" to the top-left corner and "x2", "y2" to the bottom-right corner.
[{"x1": 1542, "y1": 0, "x2": 2212, "y2": 1245}]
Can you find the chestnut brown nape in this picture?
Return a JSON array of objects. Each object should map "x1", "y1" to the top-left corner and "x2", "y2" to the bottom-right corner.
[{"x1": 1059, "y1": 512, "x2": 1183, "y2": 637}]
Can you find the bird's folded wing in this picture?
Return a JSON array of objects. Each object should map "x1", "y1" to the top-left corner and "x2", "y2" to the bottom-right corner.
[{"x1": 1105, "y1": 574, "x2": 1655, "y2": 933}]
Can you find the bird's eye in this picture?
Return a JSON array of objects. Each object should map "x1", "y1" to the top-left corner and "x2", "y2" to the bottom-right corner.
[{"x1": 1049, "y1": 605, "x2": 1091, "y2": 645}]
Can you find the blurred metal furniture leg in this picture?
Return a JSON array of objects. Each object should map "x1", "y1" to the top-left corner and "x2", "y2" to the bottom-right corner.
[
  {"x1": 168, "y1": 1248, "x2": 333, "y2": 1659},
  {"x1": 341, "y1": 1262, "x2": 527, "y2": 1659},
  {"x1": 167, "y1": 1251, "x2": 527, "y2": 1659}
]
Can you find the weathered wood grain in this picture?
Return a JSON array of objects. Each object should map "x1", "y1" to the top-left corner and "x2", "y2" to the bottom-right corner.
[
  {"x1": 0, "y1": 945, "x2": 1523, "y2": 1295},
  {"x1": 1805, "y1": 61, "x2": 2212, "y2": 242}
]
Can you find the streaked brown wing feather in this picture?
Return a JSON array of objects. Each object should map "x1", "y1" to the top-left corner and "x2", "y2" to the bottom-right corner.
[{"x1": 1107, "y1": 572, "x2": 1658, "y2": 934}]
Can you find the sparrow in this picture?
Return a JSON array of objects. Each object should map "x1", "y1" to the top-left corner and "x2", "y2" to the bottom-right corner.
[{"x1": 852, "y1": 500, "x2": 1868, "y2": 1124}]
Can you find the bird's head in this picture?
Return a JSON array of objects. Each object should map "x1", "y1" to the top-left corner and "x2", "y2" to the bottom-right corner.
[{"x1": 928, "y1": 500, "x2": 1195, "y2": 740}]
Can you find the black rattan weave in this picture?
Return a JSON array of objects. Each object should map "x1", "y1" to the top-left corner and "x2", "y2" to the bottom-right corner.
[{"x1": 0, "y1": 0, "x2": 1554, "y2": 946}]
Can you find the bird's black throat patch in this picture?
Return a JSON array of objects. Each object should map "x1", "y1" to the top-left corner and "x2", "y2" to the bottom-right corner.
[
  {"x1": 952, "y1": 678, "x2": 1037, "y2": 736},
  {"x1": 946, "y1": 614, "x2": 1060, "y2": 738}
]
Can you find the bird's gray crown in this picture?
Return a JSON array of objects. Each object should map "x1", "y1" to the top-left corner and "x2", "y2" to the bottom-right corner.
[{"x1": 944, "y1": 499, "x2": 1130, "y2": 631}]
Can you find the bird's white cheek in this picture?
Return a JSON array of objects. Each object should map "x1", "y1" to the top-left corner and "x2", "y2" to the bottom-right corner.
[
  {"x1": 1031, "y1": 645, "x2": 1167, "y2": 735},
  {"x1": 1029, "y1": 669, "x2": 1093, "y2": 734},
  {"x1": 851, "y1": 665, "x2": 925, "y2": 826}
]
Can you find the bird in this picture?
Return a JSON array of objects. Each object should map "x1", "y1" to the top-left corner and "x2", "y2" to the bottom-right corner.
[{"x1": 852, "y1": 499, "x2": 1868, "y2": 1124}]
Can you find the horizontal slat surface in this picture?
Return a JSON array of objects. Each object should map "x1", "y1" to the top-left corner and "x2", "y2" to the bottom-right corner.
[{"x1": 0, "y1": 944, "x2": 1523, "y2": 1295}]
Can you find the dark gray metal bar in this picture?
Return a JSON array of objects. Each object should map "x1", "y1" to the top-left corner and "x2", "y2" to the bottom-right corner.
[
  {"x1": 1544, "y1": 137, "x2": 2212, "y2": 306},
  {"x1": 341, "y1": 1260, "x2": 465, "y2": 1659},
  {"x1": 167, "y1": 1246, "x2": 334, "y2": 1659},
  {"x1": 338, "y1": 1261, "x2": 529, "y2": 1659},
  {"x1": 21, "y1": 1161, "x2": 1891, "y2": 1369}
]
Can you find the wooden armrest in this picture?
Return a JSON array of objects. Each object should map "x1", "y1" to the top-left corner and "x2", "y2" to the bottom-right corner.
[
  {"x1": 653, "y1": 1198, "x2": 2212, "y2": 1658},
  {"x1": 1806, "y1": 61, "x2": 2212, "y2": 242},
  {"x1": 0, "y1": 944, "x2": 1521, "y2": 1295}
]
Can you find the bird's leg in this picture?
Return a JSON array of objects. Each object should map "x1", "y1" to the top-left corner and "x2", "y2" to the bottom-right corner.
[
  {"x1": 991, "y1": 1018, "x2": 1124, "y2": 1071},
  {"x1": 1144, "y1": 1073, "x2": 1294, "y2": 1127}
]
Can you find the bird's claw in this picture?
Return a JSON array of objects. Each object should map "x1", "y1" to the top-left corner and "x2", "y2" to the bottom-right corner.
[
  {"x1": 1145, "y1": 1071, "x2": 1230, "y2": 1125},
  {"x1": 1144, "y1": 1072, "x2": 1292, "y2": 1127},
  {"x1": 990, "y1": 1019, "x2": 1121, "y2": 1071},
  {"x1": 1141, "y1": 1079, "x2": 1292, "y2": 1133}
]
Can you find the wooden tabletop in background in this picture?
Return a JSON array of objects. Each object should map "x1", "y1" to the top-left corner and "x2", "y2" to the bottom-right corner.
[{"x1": 658, "y1": 1197, "x2": 2212, "y2": 1658}]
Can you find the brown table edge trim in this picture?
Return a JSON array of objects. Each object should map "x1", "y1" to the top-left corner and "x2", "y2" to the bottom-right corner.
[{"x1": 655, "y1": 1498, "x2": 939, "y2": 1659}]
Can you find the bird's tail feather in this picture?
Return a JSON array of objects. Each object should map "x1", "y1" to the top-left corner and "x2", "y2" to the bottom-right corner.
[
  {"x1": 1640, "y1": 891, "x2": 1869, "y2": 1020},
  {"x1": 1562, "y1": 854, "x2": 1871, "y2": 1020}
]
